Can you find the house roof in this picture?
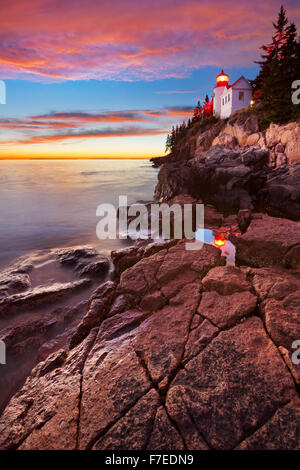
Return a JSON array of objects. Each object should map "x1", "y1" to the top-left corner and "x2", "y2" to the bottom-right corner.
[{"x1": 231, "y1": 76, "x2": 252, "y2": 89}]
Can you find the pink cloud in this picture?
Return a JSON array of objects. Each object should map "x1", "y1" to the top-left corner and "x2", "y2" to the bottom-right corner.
[
  {"x1": 0, "y1": 106, "x2": 193, "y2": 145},
  {"x1": 0, "y1": 0, "x2": 299, "y2": 81},
  {"x1": 0, "y1": 126, "x2": 168, "y2": 145}
]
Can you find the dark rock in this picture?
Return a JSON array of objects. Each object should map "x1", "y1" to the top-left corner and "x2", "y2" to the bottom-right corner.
[
  {"x1": 258, "y1": 163, "x2": 300, "y2": 220},
  {"x1": 241, "y1": 147, "x2": 269, "y2": 167},
  {"x1": 0, "y1": 279, "x2": 91, "y2": 318},
  {"x1": 0, "y1": 272, "x2": 31, "y2": 299},
  {"x1": 55, "y1": 247, "x2": 98, "y2": 266},
  {"x1": 237, "y1": 208, "x2": 252, "y2": 232},
  {"x1": 76, "y1": 257, "x2": 110, "y2": 277}
]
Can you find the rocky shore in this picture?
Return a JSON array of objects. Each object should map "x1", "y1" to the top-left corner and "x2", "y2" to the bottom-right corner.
[{"x1": 0, "y1": 119, "x2": 300, "y2": 449}]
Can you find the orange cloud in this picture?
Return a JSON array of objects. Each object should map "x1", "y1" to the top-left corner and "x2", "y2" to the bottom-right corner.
[
  {"x1": 0, "y1": 106, "x2": 193, "y2": 148},
  {"x1": 0, "y1": 126, "x2": 168, "y2": 145}
]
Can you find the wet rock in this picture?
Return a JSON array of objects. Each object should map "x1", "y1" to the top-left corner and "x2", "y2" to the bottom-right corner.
[
  {"x1": 0, "y1": 272, "x2": 31, "y2": 299},
  {"x1": 76, "y1": 257, "x2": 110, "y2": 277},
  {"x1": 0, "y1": 279, "x2": 91, "y2": 317},
  {"x1": 55, "y1": 247, "x2": 98, "y2": 266}
]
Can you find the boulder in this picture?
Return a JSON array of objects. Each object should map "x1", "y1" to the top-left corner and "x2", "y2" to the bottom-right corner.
[
  {"x1": 212, "y1": 133, "x2": 237, "y2": 149},
  {"x1": 275, "y1": 152, "x2": 287, "y2": 167},
  {"x1": 248, "y1": 267, "x2": 300, "y2": 350},
  {"x1": 258, "y1": 163, "x2": 300, "y2": 220},
  {"x1": 233, "y1": 214, "x2": 300, "y2": 267},
  {"x1": 266, "y1": 123, "x2": 281, "y2": 147},
  {"x1": 222, "y1": 122, "x2": 249, "y2": 147},
  {"x1": 285, "y1": 135, "x2": 300, "y2": 163},
  {"x1": 241, "y1": 147, "x2": 269, "y2": 167}
]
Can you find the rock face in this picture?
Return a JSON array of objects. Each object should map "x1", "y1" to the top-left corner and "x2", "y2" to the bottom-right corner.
[
  {"x1": 233, "y1": 214, "x2": 300, "y2": 268},
  {"x1": 0, "y1": 246, "x2": 110, "y2": 415},
  {"x1": 0, "y1": 238, "x2": 299, "y2": 450},
  {"x1": 151, "y1": 115, "x2": 300, "y2": 170},
  {"x1": 154, "y1": 145, "x2": 300, "y2": 219}
]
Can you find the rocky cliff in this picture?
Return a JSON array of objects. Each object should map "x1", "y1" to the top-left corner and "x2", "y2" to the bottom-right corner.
[
  {"x1": 0, "y1": 117, "x2": 300, "y2": 449},
  {"x1": 0, "y1": 235, "x2": 299, "y2": 450},
  {"x1": 152, "y1": 111, "x2": 300, "y2": 168}
]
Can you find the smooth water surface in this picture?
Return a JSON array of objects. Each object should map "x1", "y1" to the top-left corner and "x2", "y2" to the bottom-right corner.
[{"x1": 0, "y1": 159, "x2": 158, "y2": 269}]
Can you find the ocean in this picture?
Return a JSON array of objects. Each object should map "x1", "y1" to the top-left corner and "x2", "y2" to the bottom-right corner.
[{"x1": 0, "y1": 159, "x2": 158, "y2": 269}]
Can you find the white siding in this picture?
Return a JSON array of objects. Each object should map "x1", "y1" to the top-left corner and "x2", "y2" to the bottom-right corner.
[
  {"x1": 220, "y1": 88, "x2": 232, "y2": 119},
  {"x1": 213, "y1": 85, "x2": 227, "y2": 118}
]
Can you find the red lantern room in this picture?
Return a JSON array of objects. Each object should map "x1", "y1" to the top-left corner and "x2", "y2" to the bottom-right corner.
[{"x1": 216, "y1": 70, "x2": 229, "y2": 87}]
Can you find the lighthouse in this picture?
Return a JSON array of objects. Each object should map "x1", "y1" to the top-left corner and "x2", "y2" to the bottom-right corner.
[
  {"x1": 213, "y1": 69, "x2": 252, "y2": 119},
  {"x1": 213, "y1": 70, "x2": 229, "y2": 118}
]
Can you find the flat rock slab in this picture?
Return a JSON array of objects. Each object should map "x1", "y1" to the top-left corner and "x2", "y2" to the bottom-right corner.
[
  {"x1": 0, "y1": 241, "x2": 299, "y2": 450},
  {"x1": 234, "y1": 215, "x2": 300, "y2": 268},
  {"x1": 166, "y1": 317, "x2": 298, "y2": 450}
]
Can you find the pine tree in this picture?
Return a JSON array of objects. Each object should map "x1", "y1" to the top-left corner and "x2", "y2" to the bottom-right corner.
[
  {"x1": 253, "y1": 5, "x2": 299, "y2": 123},
  {"x1": 165, "y1": 133, "x2": 171, "y2": 153}
]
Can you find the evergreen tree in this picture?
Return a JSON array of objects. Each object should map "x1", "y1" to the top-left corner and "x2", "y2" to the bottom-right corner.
[
  {"x1": 253, "y1": 5, "x2": 299, "y2": 123},
  {"x1": 165, "y1": 133, "x2": 171, "y2": 153}
]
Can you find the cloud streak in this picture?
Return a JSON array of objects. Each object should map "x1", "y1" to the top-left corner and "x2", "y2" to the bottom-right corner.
[
  {"x1": 0, "y1": 0, "x2": 299, "y2": 81},
  {"x1": 0, "y1": 105, "x2": 195, "y2": 147},
  {"x1": 0, "y1": 126, "x2": 168, "y2": 145}
]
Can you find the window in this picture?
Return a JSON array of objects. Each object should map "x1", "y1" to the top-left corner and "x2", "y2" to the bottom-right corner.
[
  {"x1": 239, "y1": 91, "x2": 244, "y2": 101},
  {"x1": 222, "y1": 98, "x2": 224, "y2": 105},
  {"x1": 228, "y1": 94, "x2": 230, "y2": 102}
]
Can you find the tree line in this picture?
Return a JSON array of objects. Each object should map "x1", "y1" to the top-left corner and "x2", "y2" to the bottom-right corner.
[
  {"x1": 165, "y1": 5, "x2": 300, "y2": 153},
  {"x1": 252, "y1": 5, "x2": 300, "y2": 123}
]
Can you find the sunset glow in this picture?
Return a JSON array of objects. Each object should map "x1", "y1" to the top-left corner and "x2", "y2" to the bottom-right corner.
[{"x1": 0, "y1": 0, "x2": 299, "y2": 159}]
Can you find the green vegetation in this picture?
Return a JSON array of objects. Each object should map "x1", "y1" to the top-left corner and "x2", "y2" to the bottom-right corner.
[
  {"x1": 165, "y1": 5, "x2": 300, "y2": 153},
  {"x1": 252, "y1": 5, "x2": 300, "y2": 125}
]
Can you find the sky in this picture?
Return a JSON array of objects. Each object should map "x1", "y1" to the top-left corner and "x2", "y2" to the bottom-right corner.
[{"x1": 0, "y1": 0, "x2": 299, "y2": 159}]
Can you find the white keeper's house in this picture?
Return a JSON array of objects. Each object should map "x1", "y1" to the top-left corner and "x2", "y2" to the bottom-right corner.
[{"x1": 213, "y1": 70, "x2": 253, "y2": 119}]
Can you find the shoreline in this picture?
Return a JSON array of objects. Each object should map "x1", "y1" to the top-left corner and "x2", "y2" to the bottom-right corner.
[{"x1": 0, "y1": 143, "x2": 300, "y2": 449}]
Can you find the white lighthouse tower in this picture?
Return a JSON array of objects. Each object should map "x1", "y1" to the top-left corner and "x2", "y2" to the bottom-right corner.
[
  {"x1": 213, "y1": 70, "x2": 229, "y2": 118},
  {"x1": 213, "y1": 69, "x2": 252, "y2": 119}
]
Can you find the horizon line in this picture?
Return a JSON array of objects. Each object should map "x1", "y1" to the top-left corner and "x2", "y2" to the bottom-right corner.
[{"x1": 0, "y1": 156, "x2": 163, "y2": 160}]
